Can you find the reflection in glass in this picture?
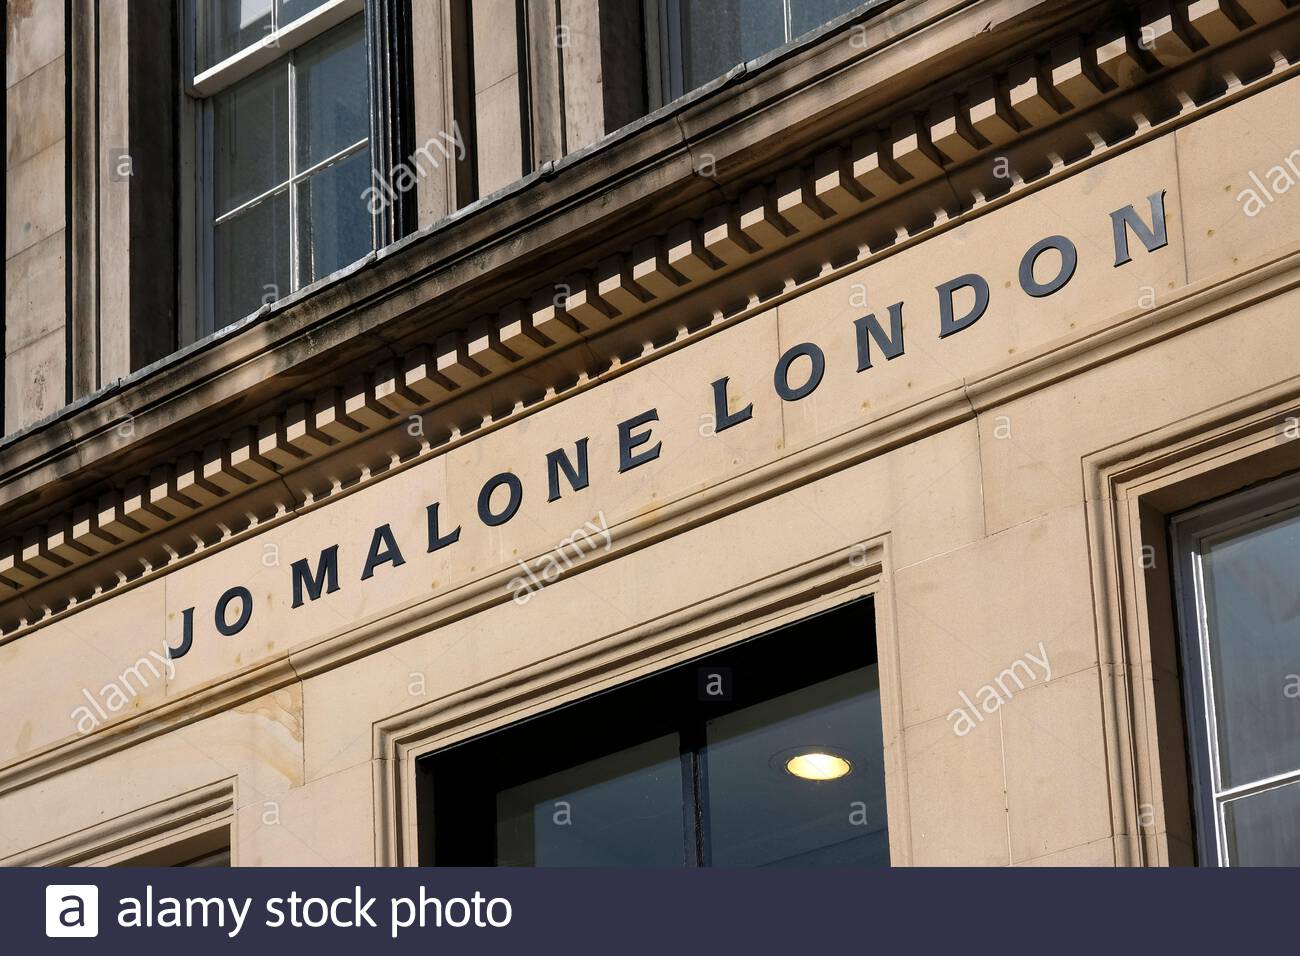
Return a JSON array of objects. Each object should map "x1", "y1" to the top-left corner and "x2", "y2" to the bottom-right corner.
[
  {"x1": 496, "y1": 735, "x2": 688, "y2": 867},
  {"x1": 679, "y1": 0, "x2": 869, "y2": 91},
  {"x1": 213, "y1": 65, "x2": 290, "y2": 214},
  {"x1": 706, "y1": 667, "x2": 888, "y2": 865},
  {"x1": 278, "y1": 0, "x2": 334, "y2": 29},
  {"x1": 295, "y1": 16, "x2": 370, "y2": 168},
  {"x1": 214, "y1": 189, "x2": 290, "y2": 326},
  {"x1": 790, "y1": 0, "x2": 866, "y2": 37},
  {"x1": 199, "y1": 0, "x2": 274, "y2": 71},
  {"x1": 296, "y1": 147, "x2": 375, "y2": 284},
  {"x1": 202, "y1": 13, "x2": 373, "y2": 330},
  {"x1": 1203, "y1": 509, "x2": 1300, "y2": 788},
  {"x1": 1224, "y1": 780, "x2": 1300, "y2": 865},
  {"x1": 423, "y1": 599, "x2": 888, "y2": 866},
  {"x1": 681, "y1": 0, "x2": 784, "y2": 90}
]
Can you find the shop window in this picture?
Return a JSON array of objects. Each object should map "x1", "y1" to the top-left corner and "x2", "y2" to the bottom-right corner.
[
  {"x1": 1173, "y1": 474, "x2": 1300, "y2": 866},
  {"x1": 420, "y1": 598, "x2": 889, "y2": 866},
  {"x1": 646, "y1": 0, "x2": 886, "y2": 104},
  {"x1": 186, "y1": 0, "x2": 413, "y2": 334}
]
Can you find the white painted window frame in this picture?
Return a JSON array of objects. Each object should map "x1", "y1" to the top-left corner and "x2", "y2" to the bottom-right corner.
[{"x1": 189, "y1": 0, "x2": 364, "y2": 97}]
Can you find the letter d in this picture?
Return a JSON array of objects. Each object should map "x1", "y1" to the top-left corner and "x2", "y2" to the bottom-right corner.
[{"x1": 937, "y1": 273, "x2": 990, "y2": 338}]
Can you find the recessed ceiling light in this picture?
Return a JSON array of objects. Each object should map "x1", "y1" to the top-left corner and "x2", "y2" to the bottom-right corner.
[{"x1": 784, "y1": 751, "x2": 852, "y2": 781}]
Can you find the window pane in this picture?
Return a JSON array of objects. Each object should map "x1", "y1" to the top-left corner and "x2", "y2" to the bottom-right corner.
[
  {"x1": 295, "y1": 146, "x2": 374, "y2": 285},
  {"x1": 214, "y1": 189, "x2": 290, "y2": 326},
  {"x1": 1202, "y1": 509, "x2": 1300, "y2": 788},
  {"x1": 1224, "y1": 780, "x2": 1300, "y2": 865},
  {"x1": 681, "y1": 0, "x2": 785, "y2": 90},
  {"x1": 295, "y1": 16, "x2": 369, "y2": 169},
  {"x1": 495, "y1": 735, "x2": 688, "y2": 866},
  {"x1": 277, "y1": 0, "x2": 333, "y2": 28},
  {"x1": 420, "y1": 600, "x2": 884, "y2": 866},
  {"x1": 790, "y1": 0, "x2": 872, "y2": 38},
  {"x1": 198, "y1": 0, "x2": 274, "y2": 72},
  {"x1": 704, "y1": 666, "x2": 888, "y2": 866},
  {"x1": 213, "y1": 64, "x2": 289, "y2": 214}
]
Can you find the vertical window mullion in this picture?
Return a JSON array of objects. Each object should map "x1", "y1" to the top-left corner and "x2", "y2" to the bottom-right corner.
[
  {"x1": 679, "y1": 720, "x2": 710, "y2": 867},
  {"x1": 665, "y1": 0, "x2": 684, "y2": 103},
  {"x1": 694, "y1": 737, "x2": 712, "y2": 867},
  {"x1": 366, "y1": 0, "x2": 415, "y2": 245},
  {"x1": 1191, "y1": 549, "x2": 1225, "y2": 861},
  {"x1": 200, "y1": 102, "x2": 216, "y2": 335},
  {"x1": 287, "y1": 54, "x2": 300, "y2": 293},
  {"x1": 1190, "y1": 546, "x2": 1227, "y2": 868},
  {"x1": 677, "y1": 741, "x2": 698, "y2": 867}
]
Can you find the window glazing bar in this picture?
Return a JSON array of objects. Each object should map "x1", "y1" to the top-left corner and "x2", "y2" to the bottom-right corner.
[
  {"x1": 211, "y1": 138, "x2": 368, "y2": 226},
  {"x1": 1215, "y1": 768, "x2": 1300, "y2": 802}
]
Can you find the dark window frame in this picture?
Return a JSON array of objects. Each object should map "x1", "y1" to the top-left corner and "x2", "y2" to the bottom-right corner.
[{"x1": 419, "y1": 597, "x2": 883, "y2": 866}]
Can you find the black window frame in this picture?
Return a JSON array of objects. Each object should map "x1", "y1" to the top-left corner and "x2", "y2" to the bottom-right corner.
[{"x1": 419, "y1": 596, "x2": 884, "y2": 867}]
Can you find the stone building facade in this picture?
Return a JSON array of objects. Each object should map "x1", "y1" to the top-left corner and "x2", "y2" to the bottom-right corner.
[{"x1": 2, "y1": 0, "x2": 1299, "y2": 866}]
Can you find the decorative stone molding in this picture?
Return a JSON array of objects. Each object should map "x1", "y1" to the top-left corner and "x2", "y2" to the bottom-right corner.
[
  {"x1": 2, "y1": 777, "x2": 235, "y2": 866},
  {"x1": 0, "y1": 0, "x2": 1296, "y2": 634},
  {"x1": 372, "y1": 540, "x2": 894, "y2": 866},
  {"x1": 1082, "y1": 375, "x2": 1300, "y2": 866}
]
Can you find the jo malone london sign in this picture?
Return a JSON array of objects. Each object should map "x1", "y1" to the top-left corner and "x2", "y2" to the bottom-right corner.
[{"x1": 164, "y1": 192, "x2": 1170, "y2": 664}]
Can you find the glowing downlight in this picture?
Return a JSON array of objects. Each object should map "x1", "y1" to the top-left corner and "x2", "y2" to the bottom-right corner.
[{"x1": 783, "y1": 751, "x2": 853, "y2": 781}]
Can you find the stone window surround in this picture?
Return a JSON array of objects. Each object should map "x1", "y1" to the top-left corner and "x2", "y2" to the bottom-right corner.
[
  {"x1": 3, "y1": 777, "x2": 236, "y2": 866},
  {"x1": 377, "y1": 541, "x2": 898, "y2": 866},
  {"x1": 1083, "y1": 379, "x2": 1300, "y2": 866},
  {"x1": 2, "y1": 0, "x2": 1295, "y2": 635}
]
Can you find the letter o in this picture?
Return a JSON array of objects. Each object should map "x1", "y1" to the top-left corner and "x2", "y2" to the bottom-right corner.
[
  {"x1": 773, "y1": 342, "x2": 826, "y2": 402},
  {"x1": 444, "y1": 899, "x2": 470, "y2": 928},
  {"x1": 487, "y1": 899, "x2": 512, "y2": 927},
  {"x1": 302, "y1": 899, "x2": 327, "y2": 928},
  {"x1": 1019, "y1": 235, "x2": 1078, "y2": 298},
  {"x1": 214, "y1": 586, "x2": 253, "y2": 636},
  {"x1": 478, "y1": 472, "x2": 523, "y2": 527}
]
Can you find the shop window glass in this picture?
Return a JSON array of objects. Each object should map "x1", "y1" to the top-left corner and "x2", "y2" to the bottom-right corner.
[{"x1": 421, "y1": 599, "x2": 889, "y2": 867}]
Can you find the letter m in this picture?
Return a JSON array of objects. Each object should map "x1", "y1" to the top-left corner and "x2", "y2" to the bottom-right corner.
[
  {"x1": 1111, "y1": 190, "x2": 1169, "y2": 267},
  {"x1": 291, "y1": 545, "x2": 340, "y2": 608}
]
